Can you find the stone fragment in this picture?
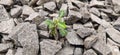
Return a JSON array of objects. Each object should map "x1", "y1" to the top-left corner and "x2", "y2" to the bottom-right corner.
[
  {"x1": 0, "y1": 5, "x2": 9, "y2": 21},
  {"x1": 73, "y1": 23, "x2": 84, "y2": 30},
  {"x1": 90, "y1": 7, "x2": 100, "y2": 17},
  {"x1": 36, "y1": 0, "x2": 50, "y2": 5},
  {"x1": 60, "y1": 4, "x2": 68, "y2": 16},
  {"x1": 107, "y1": 38, "x2": 120, "y2": 47},
  {"x1": 20, "y1": 0, "x2": 29, "y2": 5},
  {"x1": 84, "y1": 35, "x2": 98, "y2": 49},
  {"x1": 10, "y1": 6, "x2": 22, "y2": 18},
  {"x1": 43, "y1": 2, "x2": 56, "y2": 11},
  {"x1": 66, "y1": 10, "x2": 82, "y2": 24},
  {"x1": 38, "y1": 21, "x2": 48, "y2": 31},
  {"x1": 40, "y1": 39, "x2": 62, "y2": 55},
  {"x1": 0, "y1": 43, "x2": 13, "y2": 52},
  {"x1": 0, "y1": 19, "x2": 15, "y2": 34},
  {"x1": 84, "y1": 22, "x2": 93, "y2": 28},
  {"x1": 0, "y1": 0, "x2": 13, "y2": 6},
  {"x1": 113, "y1": 17, "x2": 120, "y2": 31},
  {"x1": 83, "y1": 49, "x2": 97, "y2": 55},
  {"x1": 15, "y1": 48, "x2": 23, "y2": 55},
  {"x1": 66, "y1": 31, "x2": 83, "y2": 45},
  {"x1": 6, "y1": 49, "x2": 15, "y2": 55},
  {"x1": 100, "y1": 12, "x2": 110, "y2": 22},
  {"x1": 25, "y1": 12, "x2": 44, "y2": 25},
  {"x1": 39, "y1": 9, "x2": 49, "y2": 17},
  {"x1": 38, "y1": 30, "x2": 49, "y2": 38},
  {"x1": 90, "y1": 0, "x2": 105, "y2": 7},
  {"x1": 72, "y1": 0, "x2": 85, "y2": 8},
  {"x1": 56, "y1": 46, "x2": 74, "y2": 55},
  {"x1": 114, "y1": 5, "x2": 120, "y2": 13},
  {"x1": 106, "y1": 28, "x2": 120, "y2": 44},
  {"x1": 22, "y1": 5, "x2": 35, "y2": 16},
  {"x1": 9, "y1": 23, "x2": 39, "y2": 55},
  {"x1": 112, "y1": 0, "x2": 120, "y2": 5},
  {"x1": 76, "y1": 27, "x2": 96, "y2": 38},
  {"x1": 74, "y1": 48, "x2": 83, "y2": 55}
]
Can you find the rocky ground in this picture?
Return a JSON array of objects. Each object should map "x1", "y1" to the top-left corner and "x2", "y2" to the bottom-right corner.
[{"x1": 0, "y1": 0, "x2": 120, "y2": 55}]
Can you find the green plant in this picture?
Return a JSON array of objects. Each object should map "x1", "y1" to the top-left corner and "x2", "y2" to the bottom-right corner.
[{"x1": 45, "y1": 10, "x2": 67, "y2": 40}]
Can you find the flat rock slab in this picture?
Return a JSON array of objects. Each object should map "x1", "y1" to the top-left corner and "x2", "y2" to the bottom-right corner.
[
  {"x1": 83, "y1": 49, "x2": 97, "y2": 55},
  {"x1": 66, "y1": 31, "x2": 83, "y2": 45},
  {"x1": 9, "y1": 22, "x2": 39, "y2": 55},
  {"x1": 40, "y1": 39, "x2": 62, "y2": 55},
  {"x1": 0, "y1": 5, "x2": 9, "y2": 21}
]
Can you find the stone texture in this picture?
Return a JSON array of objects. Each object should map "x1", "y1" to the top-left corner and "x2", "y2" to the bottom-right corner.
[
  {"x1": 0, "y1": 5, "x2": 9, "y2": 21},
  {"x1": 43, "y1": 2, "x2": 56, "y2": 11},
  {"x1": 15, "y1": 48, "x2": 23, "y2": 55},
  {"x1": 90, "y1": 7, "x2": 100, "y2": 17},
  {"x1": 73, "y1": 23, "x2": 84, "y2": 30},
  {"x1": 84, "y1": 35, "x2": 98, "y2": 49},
  {"x1": 40, "y1": 39, "x2": 62, "y2": 55},
  {"x1": 10, "y1": 6, "x2": 22, "y2": 18},
  {"x1": 74, "y1": 48, "x2": 83, "y2": 55},
  {"x1": 113, "y1": 17, "x2": 120, "y2": 31},
  {"x1": 25, "y1": 12, "x2": 44, "y2": 25},
  {"x1": 38, "y1": 21, "x2": 48, "y2": 31},
  {"x1": 6, "y1": 49, "x2": 15, "y2": 55},
  {"x1": 0, "y1": 19, "x2": 15, "y2": 34},
  {"x1": 8, "y1": 23, "x2": 39, "y2": 55},
  {"x1": 83, "y1": 49, "x2": 97, "y2": 55},
  {"x1": 0, "y1": 43, "x2": 13, "y2": 52},
  {"x1": 66, "y1": 31, "x2": 83, "y2": 45},
  {"x1": 56, "y1": 46, "x2": 74, "y2": 55},
  {"x1": 0, "y1": 0, "x2": 13, "y2": 6},
  {"x1": 38, "y1": 30, "x2": 49, "y2": 38}
]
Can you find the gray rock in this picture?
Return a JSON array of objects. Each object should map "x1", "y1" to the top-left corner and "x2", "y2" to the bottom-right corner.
[
  {"x1": 92, "y1": 32, "x2": 111, "y2": 55},
  {"x1": 38, "y1": 30, "x2": 49, "y2": 38},
  {"x1": 71, "y1": 0, "x2": 85, "y2": 8},
  {"x1": 29, "y1": 0, "x2": 37, "y2": 6},
  {"x1": 112, "y1": 0, "x2": 120, "y2": 5},
  {"x1": 114, "y1": 5, "x2": 120, "y2": 14},
  {"x1": 107, "y1": 38, "x2": 120, "y2": 47},
  {"x1": 74, "y1": 48, "x2": 83, "y2": 55},
  {"x1": 22, "y1": 5, "x2": 35, "y2": 16},
  {"x1": 106, "y1": 28, "x2": 120, "y2": 44},
  {"x1": 9, "y1": 23, "x2": 39, "y2": 55},
  {"x1": 83, "y1": 49, "x2": 97, "y2": 55},
  {"x1": 66, "y1": 10, "x2": 82, "y2": 24},
  {"x1": 113, "y1": 17, "x2": 120, "y2": 31},
  {"x1": 56, "y1": 46, "x2": 74, "y2": 55},
  {"x1": 19, "y1": 0, "x2": 29, "y2": 5},
  {"x1": 60, "y1": 4, "x2": 68, "y2": 16},
  {"x1": 36, "y1": 0, "x2": 50, "y2": 5},
  {"x1": 100, "y1": 12, "x2": 110, "y2": 22},
  {"x1": 10, "y1": 6, "x2": 22, "y2": 18},
  {"x1": 90, "y1": 7, "x2": 100, "y2": 17},
  {"x1": 76, "y1": 27, "x2": 96, "y2": 38},
  {"x1": 80, "y1": 6, "x2": 90, "y2": 23},
  {"x1": 0, "y1": 5, "x2": 9, "y2": 21},
  {"x1": 84, "y1": 35, "x2": 98, "y2": 49},
  {"x1": 0, "y1": 19, "x2": 15, "y2": 34},
  {"x1": 15, "y1": 48, "x2": 23, "y2": 55},
  {"x1": 38, "y1": 21, "x2": 48, "y2": 31},
  {"x1": 73, "y1": 23, "x2": 84, "y2": 30},
  {"x1": 43, "y1": 2, "x2": 56, "y2": 11},
  {"x1": 25, "y1": 12, "x2": 44, "y2": 25},
  {"x1": 6, "y1": 49, "x2": 15, "y2": 55},
  {"x1": 40, "y1": 39, "x2": 62, "y2": 55},
  {"x1": 39, "y1": 9, "x2": 49, "y2": 17},
  {"x1": 84, "y1": 22, "x2": 93, "y2": 28},
  {"x1": 66, "y1": 31, "x2": 83, "y2": 45},
  {"x1": 0, "y1": 0, "x2": 13, "y2": 6},
  {"x1": 90, "y1": 0, "x2": 105, "y2": 7},
  {"x1": 0, "y1": 43, "x2": 13, "y2": 52}
]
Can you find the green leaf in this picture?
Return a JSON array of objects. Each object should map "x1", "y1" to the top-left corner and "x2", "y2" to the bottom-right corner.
[
  {"x1": 45, "y1": 19, "x2": 54, "y2": 29},
  {"x1": 58, "y1": 21, "x2": 67, "y2": 29},
  {"x1": 59, "y1": 29, "x2": 67, "y2": 37},
  {"x1": 59, "y1": 10, "x2": 65, "y2": 18}
]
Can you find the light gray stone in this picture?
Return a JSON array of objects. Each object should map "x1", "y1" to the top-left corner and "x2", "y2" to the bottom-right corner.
[
  {"x1": 73, "y1": 23, "x2": 84, "y2": 30},
  {"x1": 56, "y1": 46, "x2": 74, "y2": 55},
  {"x1": 71, "y1": 0, "x2": 85, "y2": 8},
  {"x1": 114, "y1": 5, "x2": 120, "y2": 13},
  {"x1": 60, "y1": 4, "x2": 68, "y2": 16},
  {"x1": 74, "y1": 48, "x2": 83, "y2": 55},
  {"x1": 6, "y1": 49, "x2": 15, "y2": 55},
  {"x1": 22, "y1": 5, "x2": 35, "y2": 16},
  {"x1": 66, "y1": 31, "x2": 83, "y2": 45},
  {"x1": 40, "y1": 39, "x2": 62, "y2": 55},
  {"x1": 25, "y1": 12, "x2": 44, "y2": 25},
  {"x1": 0, "y1": 5, "x2": 9, "y2": 21},
  {"x1": 113, "y1": 17, "x2": 120, "y2": 31},
  {"x1": 90, "y1": 0, "x2": 105, "y2": 7},
  {"x1": 10, "y1": 6, "x2": 22, "y2": 18},
  {"x1": 90, "y1": 7, "x2": 100, "y2": 17},
  {"x1": 15, "y1": 48, "x2": 23, "y2": 55},
  {"x1": 107, "y1": 38, "x2": 120, "y2": 47},
  {"x1": 83, "y1": 49, "x2": 97, "y2": 55},
  {"x1": 9, "y1": 23, "x2": 39, "y2": 55},
  {"x1": 0, "y1": 43, "x2": 13, "y2": 52},
  {"x1": 38, "y1": 30, "x2": 49, "y2": 38},
  {"x1": 84, "y1": 22, "x2": 93, "y2": 28},
  {"x1": 43, "y1": 2, "x2": 56, "y2": 11},
  {"x1": 0, "y1": 19, "x2": 15, "y2": 34},
  {"x1": 36, "y1": 0, "x2": 50, "y2": 5},
  {"x1": 84, "y1": 35, "x2": 98, "y2": 49},
  {"x1": 0, "y1": 0, "x2": 13, "y2": 6},
  {"x1": 38, "y1": 21, "x2": 48, "y2": 31},
  {"x1": 76, "y1": 28, "x2": 96, "y2": 38},
  {"x1": 100, "y1": 12, "x2": 110, "y2": 22},
  {"x1": 39, "y1": 9, "x2": 49, "y2": 17}
]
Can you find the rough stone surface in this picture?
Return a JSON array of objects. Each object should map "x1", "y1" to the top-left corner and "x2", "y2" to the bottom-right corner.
[
  {"x1": 66, "y1": 31, "x2": 83, "y2": 45},
  {"x1": 15, "y1": 48, "x2": 23, "y2": 55},
  {"x1": 83, "y1": 49, "x2": 97, "y2": 55},
  {"x1": 0, "y1": 43, "x2": 13, "y2": 52},
  {"x1": 43, "y1": 2, "x2": 56, "y2": 11},
  {"x1": 6, "y1": 49, "x2": 14, "y2": 55},
  {"x1": 74, "y1": 48, "x2": 83, "y2": 55},
  {"x1": 40, "y1": 39, "x2": 62, "y2": 55},
  {"x1": 0, "y1": 0, "x2": 13, "y2": 6}
]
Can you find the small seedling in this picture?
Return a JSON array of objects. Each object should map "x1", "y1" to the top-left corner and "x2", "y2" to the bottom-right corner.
[{"x1": 45, "y1": 10, "x2": 67, "y2": 40}]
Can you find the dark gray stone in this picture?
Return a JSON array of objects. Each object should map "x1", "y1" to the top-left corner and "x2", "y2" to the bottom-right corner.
[
  {"x1": 66, "y1": 31, "x2": 83, "y2": 45},
  {"x1": 40, "y1": 39, "x2": 62, "y2": 55}
]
